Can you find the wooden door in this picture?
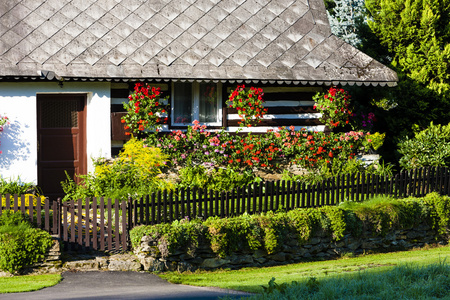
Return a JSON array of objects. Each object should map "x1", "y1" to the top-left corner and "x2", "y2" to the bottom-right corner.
[{"x1": 37, "y1": 94, "x2": 87, "y2": 200}]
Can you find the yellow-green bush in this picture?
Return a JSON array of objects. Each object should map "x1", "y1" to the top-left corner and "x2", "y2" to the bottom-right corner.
[{"x1": 62, "y1": 137, "x2": 173, "y2": 201}]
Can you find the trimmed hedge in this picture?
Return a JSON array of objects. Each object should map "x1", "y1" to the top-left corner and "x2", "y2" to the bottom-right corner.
[{"x1": 130, "y1": 193, "x2": 450, "y2": 258}]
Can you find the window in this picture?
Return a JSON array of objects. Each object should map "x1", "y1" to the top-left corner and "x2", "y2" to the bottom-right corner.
[{"x1": 171, "y1": 82, "x2": 222, "y2": 126}]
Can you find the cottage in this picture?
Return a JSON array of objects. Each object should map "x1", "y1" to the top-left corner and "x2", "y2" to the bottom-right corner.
[{"x1": 0, "y1": 0, "x2": 397, "y2": 199}]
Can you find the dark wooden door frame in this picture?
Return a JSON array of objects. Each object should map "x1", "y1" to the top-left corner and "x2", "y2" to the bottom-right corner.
[{"x1": 37, "y1": 94, "x2": 87, "y2": 200}]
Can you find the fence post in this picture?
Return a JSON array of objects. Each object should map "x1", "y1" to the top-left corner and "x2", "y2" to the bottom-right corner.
[
  {"x1": 14, "y1": 194, "x2": 18, "y2": 212},
  {"x1": 114, "y1": 199, "x2": 120, "y2": 251},
  {"x1": 127, "y1": 197, "x2": 133, "y2": 231},
  {"x1": 169, "y1": 190, "x2": 174, "y2": 222},
  {"x1": 93, "y1": 197, "x2": 98, "y2": 250},
  {"x1": 100, "y1": 197, "x2": 105, "y2": 251},
  {"x1": 57, "y1": 198, "x2": 62, "y2": 238},
  {"x1": 121, "y1": 200, "x2": 128, "y2": 250},
  {"x1": 45, "y1": 198, "x2": 50, "y2": 232},
  {"x1": 139, "y1": 197, "x2": 144, "y2": 225}
]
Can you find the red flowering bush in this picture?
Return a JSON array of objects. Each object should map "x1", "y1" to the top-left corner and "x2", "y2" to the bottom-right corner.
[
  {"x1": 122, "y1": 83, "x2": 169, "y2": 135},
  {"x1": 274, "y1": 127, "x2": 365, "y2": 169},
  {"x1": 313, "y1": 86, "x2": 353, "y2": 128},
  {"x1": 228, "y1": 85, "x2": 268, "y2": 127},
  {"x1": 227, "y1": 134, "x2": 279, "y2": 169},
  {"x1": 145, "y1": 120, "x2": 232, "y2": 167},
  {"x1": 146, "y1": 120, "x2": 367, "y2": 173}
]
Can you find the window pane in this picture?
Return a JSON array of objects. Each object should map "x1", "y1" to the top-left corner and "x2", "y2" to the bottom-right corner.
[
  {"x1": 173, "y1": 82, "x2": 192, "y2": 124},
  {"x1": 199, "y1": 83, "x2": 218, "y2": 123}
]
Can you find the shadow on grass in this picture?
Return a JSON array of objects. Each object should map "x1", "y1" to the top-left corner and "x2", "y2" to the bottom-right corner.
[{"x1": 244, "y1": 260, "x2": 450, "y2": 300}]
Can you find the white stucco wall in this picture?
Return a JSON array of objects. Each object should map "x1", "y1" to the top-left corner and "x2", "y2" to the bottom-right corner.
[{"x1": 0, "y1": 81, "x2": 111, "y2": 184}]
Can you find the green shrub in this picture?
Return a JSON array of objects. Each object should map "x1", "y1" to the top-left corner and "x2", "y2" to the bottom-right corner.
[
  {"x1": 130, "y1": 218, "x2": 205, "y2": 258},
  {"x1": 0, "y1": 177, "x2": 39, "y2": 195},
  {"x1": 286, "y1": 208, "x2": 321, "y2": 246},
  {"x1": 319, "y1": 206, "x2": 346, "y2": 241},
  {"x1": 339, "y1": 196, "x2": 424, "y2": 236},
  {"x1": 422, "y1": 192, "x2": 450, "y2": 236},
  {"x1": 0, "y1": 211, "x2": 53, "y2": 274},
  {"x1": 398, "y1": 122, "x2": 450, "y2": 169},
  {"x1": 0, "y1": 210, "x2": 29, "y2": 226},
  {"x1": 257, "y1": 212, "x2": 291, "y2": 254},
  {"x1": 177, "y1": 165, "x2": 258, "y2": 191},
  {"x1": 129, "y1": 194, "x2": 450, "y2": 258},
  {"x1": 205, "y1": 214, "x2": 263, "y2": 257},
  {"x1": 282, "y1": 158, "x2": 394, "y2": 185}
]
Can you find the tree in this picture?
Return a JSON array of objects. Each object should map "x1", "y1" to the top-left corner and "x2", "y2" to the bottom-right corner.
[
  {"x1": 366, "y1": 0, "x2": 450, "y2": 96},
  {"x1": 325, "y1": 1, "x2": 450, "y2": 165},
  {"x1": 327, "y1": 0, "x2": 367, "y2": 47}
]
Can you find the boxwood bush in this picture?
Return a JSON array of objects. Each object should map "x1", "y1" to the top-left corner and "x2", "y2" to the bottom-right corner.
[
  {"x1": 130, "y1": 193, "x2": 450, "y2": 258},
  {"x1": 0, "y1": 211, "x2": 53, "y2": 274}
]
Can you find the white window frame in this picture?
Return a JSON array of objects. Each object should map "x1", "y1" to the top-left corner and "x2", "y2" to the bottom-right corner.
[{"x1": 171, "y1": 81, "x2": 222, "y2": 126}]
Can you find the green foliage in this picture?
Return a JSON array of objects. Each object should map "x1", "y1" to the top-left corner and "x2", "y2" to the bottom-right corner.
[
  {"x1": 0, "y1": 211, "x2": 29, "y2": 227},
  {"x1": 422, "y1": 192, "x2": 450, "y2": 236},
  {"x1": 286, "y1": 209, "x2": 321, "y2": 245},
  {"x1": 338, "y1": 1, "x2": 450, "y2": 165},
  {"x1": 178, "y1": 165, "x2": 258, "y2": 191},
  {"x1": 366, "y1": 0, "x2": 450, "y2": 96},
  {"x1": 319, "y1": 206, "x2": 346, "y2": 240},
  {"x1": 366, "y1": 132, "x2": 385, "y2": 151},
  {"x1": 262, "y1": 277, "x2": 297, "y2": 295},
  {"x1": 282, "y1": 158, "x2": 394, "y2": 185},
  {"x1": 398, "y1": 122, "x2": 450, "y2": 169},
  {"x1": 0, "y1": 211, "x2": 53, "y2": 274},
  {"x1": 205, "y1": 214, "x2": 262, "y2": 257},
  {"x1": 340, "y1": 195, "x2": 425, "y2": 236},
  {"x1": 257, "y1": 212, "x2": 290, "y2": 254},
  {"x1": 131, "y1": 194, "x2": 450, "y2": 258},
  {"x1": 0, "y1": 177, "x2": 39, "y2": 195},
  {"x1": 129, "y1": 224, "x2": 163, "y2": 249},
  {"x1": 62, "y1": 137, "x2": 172, "y2": 201},
  {"x1": 251, "y1": 261, "x2": 450, "y2": 299},
  {"x1": 130, "y1": 219, "x2": 205, "y2": 257}
]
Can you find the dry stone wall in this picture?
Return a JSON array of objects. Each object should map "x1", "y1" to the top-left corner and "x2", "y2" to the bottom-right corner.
[
  {"x1": 17, "y1": 236, "x2": 141, "y2": 275},
  {"x1": 134, "y1": 223, "x2": 447, "y2": 273}
]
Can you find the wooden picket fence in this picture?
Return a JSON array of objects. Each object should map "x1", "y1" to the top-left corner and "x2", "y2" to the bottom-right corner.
[
  {"x1": 0, "y1": 194, "x2": 59, "y2": 235},
  {"x1": 2, "y1": 166, "x2": 450, "y2": 252},
  {"x1": 0, "y1": 194, "x2": 128, "y2": 252},
  {"x1": 129, "y1": 166, "x2": 450, "y2": 226}
]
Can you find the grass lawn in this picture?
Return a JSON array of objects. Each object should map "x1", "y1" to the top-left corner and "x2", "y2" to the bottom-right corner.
[
  {"x1": 0, "y1": 274, "x2": 61, "y2": 293},
  {"x1": 159, "y1": 245, "x2": 450, "y2": 294}
]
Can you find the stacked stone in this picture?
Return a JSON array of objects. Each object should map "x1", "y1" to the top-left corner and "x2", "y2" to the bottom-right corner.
[{"x1": 134, "y1": 223, "x2": 446, "y2": 273}]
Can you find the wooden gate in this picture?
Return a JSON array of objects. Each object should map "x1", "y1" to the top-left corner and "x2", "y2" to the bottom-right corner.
[{"x1": 60, "y1": 198, "x2": 128, "y2": 252}]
